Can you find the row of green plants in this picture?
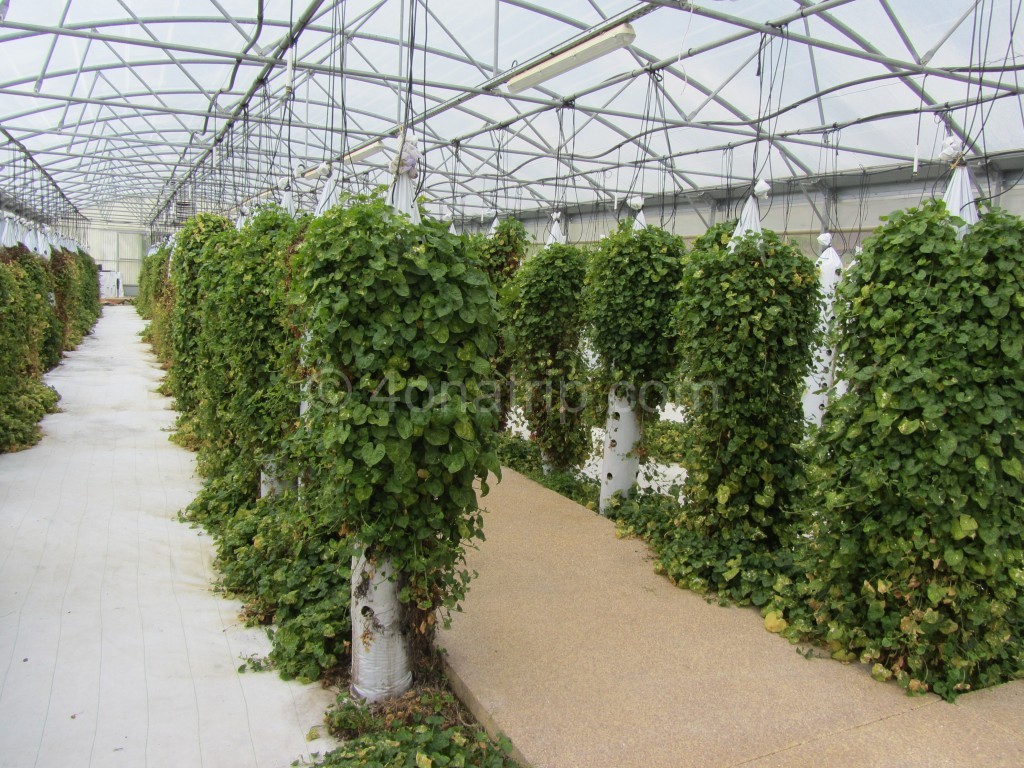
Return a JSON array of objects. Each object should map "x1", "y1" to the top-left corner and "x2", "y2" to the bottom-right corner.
[
  {"x1": 141, "y1": 194, "x2": 1022, "y2": 711},
  {"x1": 490, "y1": 200, "x2": 1021, "y2": 701},
  {"x1": 0, "y1": 243, "x2": 100, "y2": 452},
  {"x1": 138, "y1": 199, "x2": 518, "y2": 764},
  {"x1": 608, "y1": 201, "x2": 1023, "y2": 701}
]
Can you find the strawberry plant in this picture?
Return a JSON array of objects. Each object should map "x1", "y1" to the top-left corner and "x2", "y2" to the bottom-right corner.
[
  {"x1": 506, "y1": 242, "x2": 589, "y2": 471},
  {"x1": 779, "y1": 201, "x2": 1024, "y2": 700},
  {"x1": 168, "y1": 213, "x2": 234, "y2": 419},
  {"x1": 295, "y1": 193, "x2": 500, "y2": 653},
  {"x1": 585, "y1": 221, "x2": 686, "y2": 409},
  {"x1": 671, "y1": 227, "x2": 820, "y2": 605},
  {"x1": 477, "y1": 218, "x2": 529, "y2": 428}
]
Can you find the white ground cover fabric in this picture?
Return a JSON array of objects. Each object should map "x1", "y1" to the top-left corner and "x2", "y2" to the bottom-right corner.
[{"x1": 0, "y1": 306, "x2": 337, "y2": 768}]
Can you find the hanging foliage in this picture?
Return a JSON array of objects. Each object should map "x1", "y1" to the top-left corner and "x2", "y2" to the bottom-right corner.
[
  {"x1": 0, "y1": 243, "x2": 98, "y2": 452},
  {"x1": 671, "y1": 228, "x2": 820, "y2": 605},
  {"x1": 168, "y1": 207, "x2": 350, "y2": 681},
  {"x1": 295, "y1": 193, "x2": 500, "y2": 652},
  {"x1": 49, "y1": 247, "x2": 100, "y2": 348},
  {"x1": 168, "y1": 213, "x2": 234, "y2": 419},
  {"x1": 778, "y1": 201, "x2": 1024, "y2": 700},
  {"x1": 137, "y1": 245, "x2": 175, "y2": 365},
  {"x1": 585, "y1": 220, "x2": 686, "y2": 409},
  {"x1": 478, "y1": 217, "x2": 529, "y2": 289},
  {"x1": 506, "y1": 242, "x2": 590, "y2": 471},
  {"x1": 0, "y1": 246, "x2": 59, "y2": 451},
  {"x1": 477, "y1": 217, "x2": 529, "y2": 428}
]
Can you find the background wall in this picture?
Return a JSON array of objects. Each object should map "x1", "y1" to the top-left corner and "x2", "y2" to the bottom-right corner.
[{"x1": 84, "y1": 225, "x2": 148, "y2": 296}]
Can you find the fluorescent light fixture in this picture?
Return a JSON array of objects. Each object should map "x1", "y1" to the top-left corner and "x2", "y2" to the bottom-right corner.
[
  {"x1": 303, "y1": 161, "x2": 332, "y2": 179},
  {"x1": 507, "y1": 23, "x2": 635, "y2": 94},
  {"x1": 344, "y1": 140, "x2": 385, "y2": 164}
]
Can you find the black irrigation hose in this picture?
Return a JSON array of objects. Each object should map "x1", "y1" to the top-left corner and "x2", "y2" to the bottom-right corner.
[{"x1": 201, "y1": 0, "x2": 265, "y2": 138}]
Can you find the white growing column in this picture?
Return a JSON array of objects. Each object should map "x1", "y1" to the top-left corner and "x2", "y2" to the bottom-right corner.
[
  {"x1": 599, "y1": 389, "x2": 641, "y2": 513},
  {"x1": 349, "y1": 128, "x2": 421, "y2": 703},
  {"x1": 350, "y1": 553, "x2": 412, "y2": 702},
  {"x1": 802, "y1": 233, "x2": 844, "y2": 426}
]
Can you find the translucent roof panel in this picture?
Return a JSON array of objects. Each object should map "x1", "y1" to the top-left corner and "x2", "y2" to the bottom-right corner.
[{"x1": 0, "y1": 0, "x2": 1020, "y2": 230}]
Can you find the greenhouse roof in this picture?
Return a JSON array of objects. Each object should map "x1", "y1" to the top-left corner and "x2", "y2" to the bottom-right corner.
[{"x1": 0, "y1": 0, "x2": 1021, "y2": 232}]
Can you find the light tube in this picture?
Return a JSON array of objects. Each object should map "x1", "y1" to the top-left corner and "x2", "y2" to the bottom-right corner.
[
  {"x1": 344, "y1": 140, "x2": 385, "y2": 163},
  {"x1": 507, "y1": 23, "x2": 636, "y2": 94}
]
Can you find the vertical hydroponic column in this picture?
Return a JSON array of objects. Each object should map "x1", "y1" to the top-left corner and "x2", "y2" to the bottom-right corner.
[
  {"x1": 350, "y1": 131, "x2": 422, "y2": 702},
  {"x1": 802, "y1": 232, "x2": 843, "y2": 426},
  {"x1": 586, "y1": 221, "x2": 686, "y2": 514},
  {"x1": 599, "y1": 390, "x2": 642, "y2": 509}
]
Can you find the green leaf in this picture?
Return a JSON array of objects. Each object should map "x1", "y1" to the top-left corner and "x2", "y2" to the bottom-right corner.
[
  {"x1": 1001, "y1": 456, "x2": 1024, "y2": 481},
  {"x1": 361, "y1": 442, "x2": 386, "y2": 467},
  {"x1": 453, "y1": 418, "x2": 475, "y2": 441},
  {"x1": 897, "y1": 418, "x2": 921, "y2": 435},
  {"x1": 425, "y1": 426, "x2": 449, "y2": 446},
  {"x1": 950, "y1": 514, "x2": 978, "y2": 540}
]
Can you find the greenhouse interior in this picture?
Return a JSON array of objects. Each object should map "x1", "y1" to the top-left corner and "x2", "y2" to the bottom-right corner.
[{"x1": 1, "y1": 0, "x2": 1023, "y2": 766}]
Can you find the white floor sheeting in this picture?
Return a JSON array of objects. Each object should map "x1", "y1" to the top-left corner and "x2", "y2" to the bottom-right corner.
[{"x1": 0, "y1": 306, "x2": 337, "y2": 768}]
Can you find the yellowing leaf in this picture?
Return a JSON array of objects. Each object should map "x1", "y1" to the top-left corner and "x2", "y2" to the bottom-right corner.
[{"x1": 764, "y1": 610, "x2": 788, "y2": 633}]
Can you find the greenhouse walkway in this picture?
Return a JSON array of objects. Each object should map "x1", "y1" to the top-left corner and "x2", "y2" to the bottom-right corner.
[
  {"x1": 0, "y1": 306, "x2": 336, "y2": 768},
  {"x1": 442, "y1": 470, "x2": 1024, "y2": 768}
]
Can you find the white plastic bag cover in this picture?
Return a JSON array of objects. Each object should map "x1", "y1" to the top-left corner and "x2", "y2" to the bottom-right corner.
[
  {"x1": 599, "y1": 391, "x2": 641, "y2": 514},
  {"x1": 942, "y1": 164, "x2": 978, "y2": 239},
  {"x1": 38, "y1": 232, "x2": 52, "y2": 259},
  {"x1": 390, "y1": 175, "x2": 421, "y2": 225},
  {"x1": 448, "y1": 220, "x2": 457, "y2": 235},
  {"x1": 632, "y1": 209, "x2": 646, "y2": 231},
  {"x1": 730, "y1": 194, "x2": 762, "y2": 246},
  {"x1": 350, "y1": 553, "x2": 412, "y2": 703},
  {"x1": 24, "y1": 226, "x2": 40, "y2": 254},
  {"x1": 802, "y1": 242, "x2": 844, "y2": 425},
  {"x1": 547, "y1": 213, "x2": 565, "y2": 245},
  {"x1": 315, "y1": 174, "x2": 341, "y2": 216},
  {"x1": 281, "y1": 189, "x2": 296, "y2": 217},
  {"x1": 388, "y1": 131, "x2": 422, "y2": 224},
  {"x1": 0, "y1": 216, "x2": 12, "y2": 248}
]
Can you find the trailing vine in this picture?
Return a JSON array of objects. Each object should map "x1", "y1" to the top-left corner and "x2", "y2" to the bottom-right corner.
[
  {"x1": 506, "y1": 242, "x2": 590, "y2": 471},
  {"x1": 1, "y1": 246, "x2": 59, "y2": 451},
  {"x1": 137, "y1": 244, "x2": 176, "y2": 367},
  {"x1": 170, "y1": 207, "x2": 351, "y2": 681},
  {"x1": 49, "y1": 247, "x2": 100, "y2": 348},
  {"x1": 295, "y1": 193, "x2": 500, "y2": 649},
  {"x1": 670, "y1": 228, "x2": 820, "y2": 605},
  {"x1": 478, "y1": 217, "x2": 529, "y2": 289},
  {"x1": 584, "y1": 221, "x2": 686, "y2": 412},
  {"x1": 777, "y1": 201, "x2": 1024, "y2": 700},
  {"x1": 168, "y1": 213, "x2": 234, "y2": 419},
  {"x1": 476, "y1": 217, "x2": 529, "y2": 428},
  {"x1": 0, "y1": 244, "x2": 98, "y2": 452}
]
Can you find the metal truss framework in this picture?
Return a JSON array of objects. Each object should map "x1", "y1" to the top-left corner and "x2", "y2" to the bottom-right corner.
[{"x1": 0, "y1": 0, "x2": 1021, "y2": 235}]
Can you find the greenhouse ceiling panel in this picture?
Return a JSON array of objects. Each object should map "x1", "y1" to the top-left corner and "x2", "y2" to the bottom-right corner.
[{"x1": 0, "y1": 0, "x2": 1021, "y2": 230}]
